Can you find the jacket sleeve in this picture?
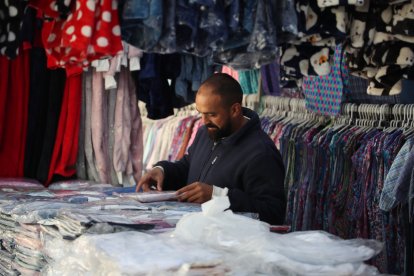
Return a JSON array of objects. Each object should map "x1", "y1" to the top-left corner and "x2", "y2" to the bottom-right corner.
[
  {"x1": 228, "y1": 152, "x2": 286, "y2": 225},
  {"x1": 154, "y1": 129, "x2": 201, "y2": 190},
  {"x1": 155, "y1": 155, "x2": 190, "y2": 191}
]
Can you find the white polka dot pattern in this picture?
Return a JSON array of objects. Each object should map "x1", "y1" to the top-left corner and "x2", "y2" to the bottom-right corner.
[
  {"x1": 112, "y1": 26, "x2": 120, "y2": 36},
  {"x1": 97, "y1": 37, "x2": 108, "y2": 47},
  {"x1": 86, "y1": 0, "x2": 95, "y2": 12},
  {"x1": 33, "y1": 0, "x2": 123, "y2": 70},
  {"x1": 81, "y1": 26, "x2": 92, "y2": 37},
  {"x1": 9, "y1": 6, "x2": 17, "y2": 17},
  {"x1": 48, "y1": 33, "x2": 57, "y2": 42},
  {"x1": 66, "y1": 26, "x2": 75, "y2": 35},
  {"x1": 102, "y1": 11, "x2": 111, "y2": 22},
  {"x1": 8, "y1": 31, "x2": 15, "y2": 41}
]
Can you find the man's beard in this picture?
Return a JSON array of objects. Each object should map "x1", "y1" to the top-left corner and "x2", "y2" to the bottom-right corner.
[{"x1": 206, "y1": 122, "x2": 232, "y2": 141}]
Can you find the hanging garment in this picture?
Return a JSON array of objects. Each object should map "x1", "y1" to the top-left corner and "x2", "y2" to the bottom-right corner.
[
  {"x1": 0, "y1": 49, "x2": 30, "y2": 177},
  {"x1": 346, "y1": 1, "x2": 414, "y2": 95},
  {"x1": 76, "y1": 74, "x2": 87, "y2": 180},
  {"x1": 261, "y1": 59, "x2": 281, "y2": 96},
  {"x1": 238, "y1": 69, "x2": 259, "y2": 94},
  {"x1": 275, "y1": 0, "x2": 298, "y2": 44},
  {"x1": 113, "y1": 68, "x2": 143, "y2": 185},
  {"x1": 302, "y1": 44, "x2": 348, "y2": 116},
  {"x1": 135, "y1": 53, "x2": 179, "y2": 119},
  {"x1": 0, "y1": 0, "x2": 28, "y2": 58},
  {"x1": 91, "y1": 69, "x2": 111, "y2": 184},
  {"x1": 345, "y1": 75, "x2": 401, "y2": 104},
  {"x1": 82, "y1": 69, "x2": 100, "y2": 182},
  {"x1": 35, "y1": 0, "x2": 123, "y2": 74},
  {"x1": 24, "y1": 48, "x2": 52, "y2": 179},
  {"x1": 213, "y1": 0, "x2": 279, "y2": 69},
  {"x1": 35, "y1": 69, "x2": 66, "y2": 184},
  {"x1": 221, "y1": 65, "x2": 239, "y2": 80},
  {"x1": 46, "y1": 73, "x2": 83, "y2": 185},
  {"x1": 175, "y1": 54, "x2": 213, "y2": 103},
  {"x1": 121, "y1": 0, "x2": 163, "y2": 51}
]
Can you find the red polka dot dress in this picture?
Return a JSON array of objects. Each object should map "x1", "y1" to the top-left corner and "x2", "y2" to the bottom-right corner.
[{"x1": 34, "y1": 0, "x2": 123, "y2": 74}]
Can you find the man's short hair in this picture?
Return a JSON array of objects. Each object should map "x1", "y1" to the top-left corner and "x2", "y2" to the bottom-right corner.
[{"x1": 200, "y1": 73, "x2": 243, "y2": 107}]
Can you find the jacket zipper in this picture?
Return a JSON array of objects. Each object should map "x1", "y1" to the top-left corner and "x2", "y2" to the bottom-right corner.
[{"x1": 198, "y1": 142, "x2": 219, "y2": 181}]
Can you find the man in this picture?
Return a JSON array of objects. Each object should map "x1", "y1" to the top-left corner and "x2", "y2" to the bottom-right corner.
[{"x1": 136, "y1": 73, "x2": 286, "y2": 225}]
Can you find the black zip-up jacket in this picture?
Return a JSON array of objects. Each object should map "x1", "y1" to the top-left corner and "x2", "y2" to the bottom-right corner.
[{"x1": 156, "y1": 107, "x2": 286, "y2": 225}]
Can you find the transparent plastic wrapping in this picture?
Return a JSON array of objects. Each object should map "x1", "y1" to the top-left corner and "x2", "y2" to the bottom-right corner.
[
  {"x1": 0, "y1": 178, "x2": 44, "y2": 192},
  {"x1": 117, "y1": 191, "x2": 178, "y2": 202},
  {"x1": 173, "y1": 196, "x2": 270, "y2": 249},
  {"x1": 173, "y1": 196, "x2": 382, "y2": 275},
  {"x1": 42, "y1": 231, "x2": 223, "y2": 275},
  {"x1": 266, "y1": 231, "x2": 383, "y2": 265},
  {"x1": 0, "y1": 178, "x2": 42, "y2": 187},
  {"x1": 48, "y1": 180, "x2": 113, "y2": 191}
]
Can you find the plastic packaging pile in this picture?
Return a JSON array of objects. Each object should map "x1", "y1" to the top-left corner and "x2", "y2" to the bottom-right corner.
[
  {"x1": 0, "y1": 178, "x2": 201, "y2": 275},
  {"x1": 43, "y1": 196, "x2": 384, "y2": 276}
]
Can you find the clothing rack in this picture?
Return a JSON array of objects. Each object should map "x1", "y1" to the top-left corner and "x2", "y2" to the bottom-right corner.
[
  {"x1": 258, "y1": 96, "x2": 414, "y2": 274},
  {"x1": 260, "y1": 96, "x2": 414, "y2": 128}
]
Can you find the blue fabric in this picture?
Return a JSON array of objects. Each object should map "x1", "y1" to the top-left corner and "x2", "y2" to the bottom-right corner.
[
  {"x1": 212, "y1": 0, "x2": 279, "y2": 69},
  {"x1": 121, "y1": 0, "x2": 163, "y2": 50},
  {"x1": 175, "y1": 54, "x2": 213, "y2": 103},
  {"x1": 380, "y1": 138, "x2": 414, "y2": 211},
  {"x1": 238, "y1": 69, "x2": 259, "y2": 94}
]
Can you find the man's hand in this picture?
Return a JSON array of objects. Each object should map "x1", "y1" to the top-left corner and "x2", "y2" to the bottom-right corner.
[
  {"x1": 176, "y1": 182, "x2": 213, "y2": 203},
  {"x1": 136, "y1": 167, "x2": 164, "y2": 192}
]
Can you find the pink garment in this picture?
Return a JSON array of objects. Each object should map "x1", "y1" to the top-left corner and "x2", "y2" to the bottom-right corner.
[
  {"x1": 113, "y1": 68, "x2": 143, "y2": 182},
  {"x1": 128, "y1": 70, "x2": 144, "y2": 182},
  {"x1": 221, "y1": 65, "x2": 239, "y2": 81},
  {"x1": 185, "y1": 118, "x2": 202, "y2": 153},
  {"x1": 91, "y1": 69, "x2": 111, "y2": 183},
  {"x1": 113, "y1": 69, "x2": 131, "y2": 177}
]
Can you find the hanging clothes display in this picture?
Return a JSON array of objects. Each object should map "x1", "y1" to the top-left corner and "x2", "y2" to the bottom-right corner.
[
  {"x1": 279, "y1": 0, "x2": 414, "y2": 98},
  {"x1": 259, "y1": 98, "x2": 414, "y2": 275},
  {"x1": 120, "y1": 0, "x2": 279, "y2": 70},
  {"x1": 140, "y1": 104, "x2": 200, "y2": 171},
  {"x1": 76, "y1": 49, "x2": 144, "y2": 186},
  {"x1": 347, "y1": 1, "x2": 414, "y2": 96}
]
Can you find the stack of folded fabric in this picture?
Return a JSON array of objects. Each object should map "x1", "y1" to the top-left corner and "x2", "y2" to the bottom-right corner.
[{"x1": 0, "y1": 179, "x2": 202, "y2": 275}]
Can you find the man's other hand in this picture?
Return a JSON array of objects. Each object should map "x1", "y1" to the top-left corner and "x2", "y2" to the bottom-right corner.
[
  {"x1": 176, "y1": 182, "x2": 213, "y2": 203},
  {"x1": 136, "y1": 167, "x2": 164, "y2": 192}
]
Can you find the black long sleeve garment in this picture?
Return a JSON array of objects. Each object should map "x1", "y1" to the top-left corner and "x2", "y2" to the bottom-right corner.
[{"x1": 156, "y1": 107, "x2": 286, "y2": 225}]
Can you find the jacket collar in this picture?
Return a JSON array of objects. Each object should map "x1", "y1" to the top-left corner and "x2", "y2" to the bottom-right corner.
[{"x1": 222, "y1": 107, "x2": 260, "y2": 145}]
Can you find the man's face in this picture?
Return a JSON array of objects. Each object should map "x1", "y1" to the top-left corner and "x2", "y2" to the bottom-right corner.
[{"x1": 195, "y1": 88, "x2": 233, "y2": 141}]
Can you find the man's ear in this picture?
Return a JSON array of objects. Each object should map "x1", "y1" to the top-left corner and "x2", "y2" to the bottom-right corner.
[{"x1": 231, "y1": 103, "x2": 242, "y2": 117}]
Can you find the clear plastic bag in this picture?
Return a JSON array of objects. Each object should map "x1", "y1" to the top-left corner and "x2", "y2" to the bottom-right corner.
[
  {"x1": 173, "y1": 196, "x2": 382, "y2": 276},
  {"x1": 42, "y1": 231, "x2": 223, "y2": 276},
  {"x1": 118, "y1": 191, "x2": 178, "y2": 202},
  {"x1": 48, "y1": 180, "x2": 113, "y2": 191}
]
